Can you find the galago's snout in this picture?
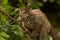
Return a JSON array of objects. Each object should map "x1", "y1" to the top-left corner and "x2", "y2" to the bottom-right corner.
[{"x1": 17, "y1": 16, "x2": 23, "y2": 23}]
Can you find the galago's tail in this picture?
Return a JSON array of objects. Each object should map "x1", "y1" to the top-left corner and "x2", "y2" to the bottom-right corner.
[{"x1": 50, "y1": 28, "x2": 60, "y2": 40}]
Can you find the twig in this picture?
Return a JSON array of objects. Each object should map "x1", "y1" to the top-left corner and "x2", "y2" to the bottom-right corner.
[
  {"x1": 0, "y1": 7, "x2": 31, "y2": 35},
  {"x1": 0, "y1": 7, "x2": 60, "y2": 40}
]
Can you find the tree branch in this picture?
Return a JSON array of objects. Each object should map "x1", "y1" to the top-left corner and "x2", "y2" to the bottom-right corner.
[
  {"x1": 0, "y1": 7, "x2": 60, "y2": 40},
  {"x1": 0, "y1": 7, "x2": 31, "y2": 35}
]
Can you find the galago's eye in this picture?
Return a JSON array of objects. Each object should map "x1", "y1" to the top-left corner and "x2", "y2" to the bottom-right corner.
[
  {"x1": 19, "y1": 10, "x2": 22, "y2": 14},
  {"x1": 22, "y1": 10, "x2": 25, "y2": 13}
]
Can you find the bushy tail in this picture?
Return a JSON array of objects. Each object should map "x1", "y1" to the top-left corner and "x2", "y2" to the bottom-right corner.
[{"x1": 50, "y1": 28, "x2": 60, "y2": 40}]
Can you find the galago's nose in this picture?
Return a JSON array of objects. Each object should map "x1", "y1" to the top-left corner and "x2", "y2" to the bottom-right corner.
[{"x1": 17, "y1": 16, "x2": 23, "y2": 22}]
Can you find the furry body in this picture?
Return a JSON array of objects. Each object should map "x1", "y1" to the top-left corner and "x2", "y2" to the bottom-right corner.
[{"x1": 17, "y1": 9, "x2": 52, "y2": 40}]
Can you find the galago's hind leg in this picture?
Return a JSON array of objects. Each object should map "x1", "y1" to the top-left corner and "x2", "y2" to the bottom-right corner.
[{"x1": 39, "y1": 27, "x2": 48, "y2": 40}]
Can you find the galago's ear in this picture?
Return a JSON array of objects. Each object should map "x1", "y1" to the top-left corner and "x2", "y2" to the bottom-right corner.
[
  {"x1": 29, "y1": 8, "x2": 32, "y2": 13},
  {"x1": 24, "y1": 8, "x2": 30, "y2": 13},
  {"x1": 19, "y1": 8, "x2": 21, "y2": 11},
  {"x1": 19, "y1": 8, "x2": 24, "y2": 14},
  {"x1": 19, "y1": 8, "x2": 30, "y2": 14}
]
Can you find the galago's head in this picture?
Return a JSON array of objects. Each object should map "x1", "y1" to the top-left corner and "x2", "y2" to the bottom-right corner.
[{"x1": 17, "y1": 8, "x2": 31, "y2": 23}]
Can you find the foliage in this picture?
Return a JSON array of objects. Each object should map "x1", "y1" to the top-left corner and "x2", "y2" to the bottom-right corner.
[{"x1": 0, "y1": 0, "x2": 60, "y2": 40}]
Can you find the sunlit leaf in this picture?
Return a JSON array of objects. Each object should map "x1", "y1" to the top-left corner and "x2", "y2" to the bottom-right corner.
[
  {"x1": 49, "y1": 0, "x2": 54, "y2": 3},
  {"x1": 57, "y1": 0, "x2": 60, "y2": 5},
  {"x1": 2, "y1": 0, "x2": 8, "y2": 5},
  {"x1": 0, "y1": 32, "x2": 10, "y2": 38},
  {"x1": 19, "y1": 0, "x2": 23, "y2": 3},
  {"x1": 0, "y1": 36, "x2": 5, "y2": 40}
]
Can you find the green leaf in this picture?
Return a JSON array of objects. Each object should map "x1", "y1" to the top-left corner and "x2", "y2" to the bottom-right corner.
[
  {"x1": 2, "y1": 0, "x2": 8, "y2": 5},
  {"x1": 57, "y1": 0, "x2": 60, "y2": 5},
  {"x1": 11, "y1": 25, "x2": 24, "y2": 37},
  {"x1": 49, "y1": 0, "x2": 54, "y2": 3},
  {"x1": 31, "y1": 2, "x2": 43, "y2": 8},
  {"x1": 0, "y1": 36, "x2": 5, "y2": 40},
  {"x1": 0, "y1": 13, "x2": 7, "y2": 25},
  {"x1": 37, "y1": 2, "x2": 43, "y2": 7},
  {"x1": 0, "y1": 32, "x2": 9, "y2": 38},
  {"x1": 19, "y1": 0, "x2": 23, "y2": 3},
  {"x1": 0, "y1": 14, "x2": 7, "y2": 21}
]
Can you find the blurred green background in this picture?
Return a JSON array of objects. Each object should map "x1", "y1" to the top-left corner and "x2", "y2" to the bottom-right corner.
[{"x1": 0, "y1": 0, "x2": 60, "y2": 40}]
